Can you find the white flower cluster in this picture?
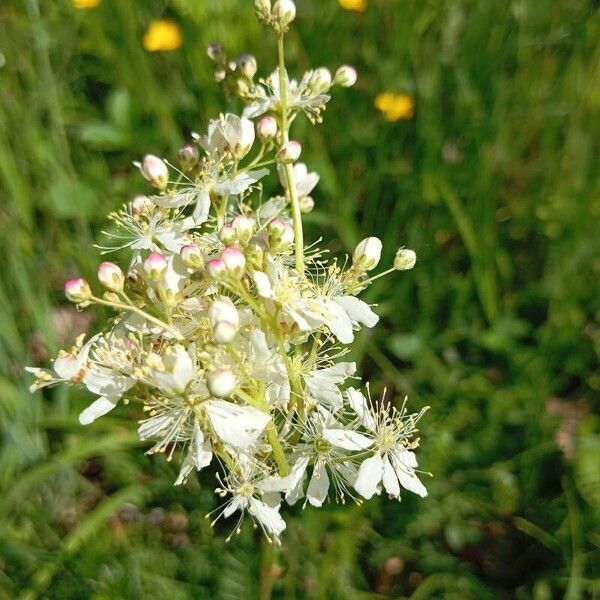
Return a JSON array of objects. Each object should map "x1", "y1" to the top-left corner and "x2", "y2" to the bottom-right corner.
[{"x1": 27, "y1": 0, "x2": 426, "y2": 544}]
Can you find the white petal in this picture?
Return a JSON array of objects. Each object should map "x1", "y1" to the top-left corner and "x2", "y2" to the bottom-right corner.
[
  {"x1": 324, "y1": 299, "x2": 355, "y2": 343},
  {"x1": 346, "y1": 388, "x2": 377, "y2": 431},
  {"x1": 382, "y1": 455, "x2": 400, "y2": 498},
  {"x1": 260, "y1": 455, "x2": 309, "y2": 494},
  {"x1": 249, "y1": 498, "x2": 286, "y2": 538},
  {"x1": 333, "y1": 296, "x2": 379, "y2": 328},
  {"x1": 204, "y1": 400, "x2": 270, "y2": 449},
  {"x1": 307, "y1": 460, "x2": 330, "y2": 507},
  {"x1": 322, "y1": 428, "x2": 373, "y2": 451},
  {"x1": 192, "y1": 422, "x2": 213, "y2": 469},
  {"x1": 192, "y1": 190, "x2": 211, "y2": 223},
  {"x1": 223, "y1": 495, "x2": 248, "y2": 519},
  {"x1": 53, "y1": 337, "x2": 95, "y2": 380},
  {"x1": 253, "y1": 271, "x2": 274, "y2": 298},
  {"x1": 354, "y1": 453, "x2": 384, "y2": 499},
  {"x1": 138, "y1": 413, "x2": 174, "y2": 440},
  {"x1": 79, "y1": 395, "x2": 119, "y2": 425},
  {"x1": 84, "y1": 366, "x2": 133, "y2": 397},
  {"x1": 391, "y1": 449, "x2": 427, "y2": 497}
]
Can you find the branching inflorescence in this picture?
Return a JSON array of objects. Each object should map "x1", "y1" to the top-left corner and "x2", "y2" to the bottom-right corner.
[{"x1": 28, "y1": 0, "x2": 427, "y2": 544}]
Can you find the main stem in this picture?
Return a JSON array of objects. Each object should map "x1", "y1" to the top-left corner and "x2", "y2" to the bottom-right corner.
[{"x1": 277, "y1": 34, "x2": 305, "y2": 275}]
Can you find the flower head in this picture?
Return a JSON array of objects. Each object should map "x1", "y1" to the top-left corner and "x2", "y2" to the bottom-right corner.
[
  {"x1": 374, "y1": 92, "x2": 415, "y2": 121},
  {"x1": 143, "y1": 19, "x2": 183, "y2": 52}
]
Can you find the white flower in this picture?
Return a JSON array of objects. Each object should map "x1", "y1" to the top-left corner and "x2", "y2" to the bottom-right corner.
[
  {"x1": 349, "y1": 389, "x2": 428, "y2": 500},
  {"x1": 147, "y1": 345, "x2": 195, "y2": 395},
  {"x1": 203, "y1": 400, "x2": 270, "y2": 449},
  {"x1": 304, "y1": 361, "x2": 356, "y2": 411},
  {"x1": 199, "y1": 113, "x2": 255, "y2": 160},
  {"x1": 210, "y1": 459, "x2": 286, "y2": 543},
  {"x1": 266, "y1": 411, "x2": 371, "y2": 507},
  {"x1": 79, "y1": 364, "x2": 135, "y2": 425},
  {"x1": 26, "y1": 335, "x2": 96, "y2": 392},
  {"x1": 243, "y1": 68, "x2": 331, "y2": 122}
]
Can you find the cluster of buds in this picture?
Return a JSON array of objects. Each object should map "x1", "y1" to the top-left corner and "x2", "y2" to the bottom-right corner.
[
  {"x1": 207, "y1": 42, "x2": 258, "y2": 98},
  {"x1": 29, "y1": 0, "x2": 426, "y2": 545}
]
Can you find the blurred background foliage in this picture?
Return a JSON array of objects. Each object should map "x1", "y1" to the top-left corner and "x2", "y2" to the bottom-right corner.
[{"x1": 0, "y1": 0, "x2": 599, "y2": 598}]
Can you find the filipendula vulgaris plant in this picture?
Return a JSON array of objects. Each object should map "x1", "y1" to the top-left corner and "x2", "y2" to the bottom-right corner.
[{"x1": 27, "y1": 0, "x2": 428, "y2": 544}]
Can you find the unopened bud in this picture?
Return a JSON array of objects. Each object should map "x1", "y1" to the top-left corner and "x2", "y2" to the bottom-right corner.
[
  {"x1": 237, "y1": 54, "x2": 257, "y2": 79},
  {"x1": 255, "y1": 0, "x2": 271, "y2": 20},
  {"x1": 246, "y1": 241, "x2": 266, "y2": 270},
  {"x1": 97, "y1": 262, "x2": 124, "y2": 292},
  {"x1": 207, "y1": 42, "x2": 225, "y2": 62},
  {"x1": 137, "y1": 154, "x2": 169, "y2": 190},
  {"x1": 273, "y1": 0, "x2": 296, "y2": 28},
  {"x1": 394, "y1": 248, "x2": 417, "y2": 271},
  {"x1": 268, "y1": 218, "x2": 294, "y2": 252},
  {"x1": 180, "y1": 244, "x2": 204, "y2": 269},
  {"x1": 144, "y1": 252, "x2": 168, "y2": 280},
  {"x1": 212, "y1": 321, "x2": 238, "y2": 344},
  {"x1": 214, "y1": 67, "x2": 227, "y2": 82},
  {"x1": 209, "y1": 297, "x2": 239, "y2": 344},
  {"x1": 299, "y1": 195, "x2": 315, "y2": 213},
  {"x1": 64, "y1": 278, "x2": 92, "y2": 303},
  {"x1": 278, "y1": 140, "x2": 302, "y2": 163},
  {"x1": 131, "y1": 195, "x2": 154, "y2": 216},
  {"x1": 219, "y1": 224, "x2": 237, "y2": 246},
  {"x1": 207, "y1": 258, "x2": 226, "y2": 279},
  {"x1": 178, "y1": 143, "x2": 199, "y2": 171},
  {"x1": 353, "y1": 237, "x2": 382, "y2": 271},
  {"x1": 334, "y1": 65, "x2": 357, "y2": 88},
  {"x1": 207, "y1": 368, "x2": 237, "y2": 398},
  {"x1": 208, "y1": 297, "x2": 240, "y2": 329},
  {"x1": 256, "y1": 116, "x2": 278, "y2": 142},
  {"x1": 221, "y1": 246, "x2": 246, "y2": 278},
  {"x1": 310, "y1": 67, "x2": 332, "y2": 93},
  {"x1": 231, "y1": 214, "x2": 256, "y2": 243}
]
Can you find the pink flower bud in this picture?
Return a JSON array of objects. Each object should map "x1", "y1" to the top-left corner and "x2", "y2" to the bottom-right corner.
[
  {"x1": 64, "y1": 278, "x2": 92, "y2": 303},
  {"x1": 143, "y1": 252, "x2": 168, "y2": 280},
  {"x1": 256, "y1": 116, "x2": 278, "y2": 142},
  {"x1": 221, "y1": 246, "x2": 246, "y2": 278},
  {"x1": 299, "y1": 195, "x2": 315, "y2": 213},
  {"x1": 267, "y1": 218, "x2": 294, "y2": 251},
  {"x1": 137, "y1": 154, "x2": 169, "y2": 190},
  {"x1": 178, "y1": 143, "x2": 199, "y2": 171},
  {"x1": 131, "y1": 195, "x2": 154, "y2": 215},
  {"x1": 180, "y1": 244, "x2": 204, "y2": 269},
  {"x1": 353, "y1": 237, "x2": 383, "y2": 271},
  {"x1": 231, "y1": 214, "x2": 256, "y2": 242},
  {"x1": 206, "y1": 258, "x2": 226, "y2": 279},
  {"x1": 209, "y1": 296, "x2": 239, "y2": 328},
  {"x1": 278, "y1": 140, "x2": 302, "y2": 163},
  {"x1": 218, "y1": 223, "x2": 237, "y2": 246},
  {"x1": 97, "y1": 262, "x2": 124, "y2": 291},
  {"x1": 334, "y1": 65, "x2": 357, "y2": 88},
  {"x1": 207, "y1": 368, "x2": 237, "y2": 398}
]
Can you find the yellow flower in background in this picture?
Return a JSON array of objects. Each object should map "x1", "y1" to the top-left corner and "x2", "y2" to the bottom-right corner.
[
  {"x1": 143, "y1": 19, "x2": 183, "y2": 52},
  {"x1": 374, "y1": 92, "x2": 415, "y2": 121},
  {"x1": 73, "y1": 0, "x2": 101, "y2": 8},
  {"x1": 339, "y1": 0, "x2": 367, "y2": 11}
]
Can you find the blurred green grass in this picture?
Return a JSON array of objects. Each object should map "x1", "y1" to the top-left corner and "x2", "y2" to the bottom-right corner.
[{"x1": 0, "y1": 0, "x2": 599, "y2": 598}]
